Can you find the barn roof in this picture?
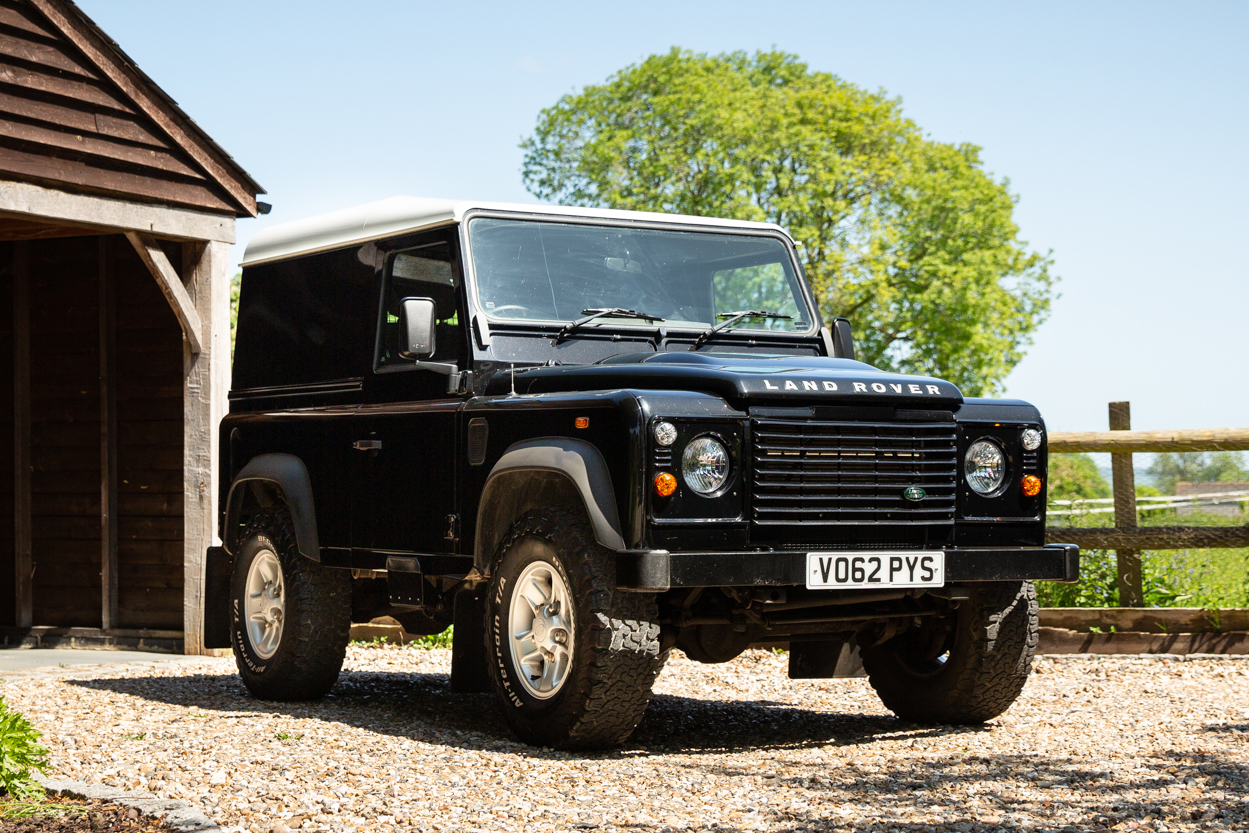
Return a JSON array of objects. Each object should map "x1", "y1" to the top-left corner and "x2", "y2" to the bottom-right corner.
[
  {"x1": 240, "y1": 196, "x2": 789, "y2": 266},
  {"x1": 0, "y1": 0, "x2": 263, "y2": 217}
]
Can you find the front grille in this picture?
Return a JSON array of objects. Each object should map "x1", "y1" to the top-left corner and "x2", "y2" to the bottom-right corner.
[{"x1": 751, "y1": 418, "x2": 958, "y2": 526}]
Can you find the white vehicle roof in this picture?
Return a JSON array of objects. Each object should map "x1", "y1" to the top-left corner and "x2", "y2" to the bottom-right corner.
[{"x1": 240, "y1": 196, "x2": 790, "y2": 267}]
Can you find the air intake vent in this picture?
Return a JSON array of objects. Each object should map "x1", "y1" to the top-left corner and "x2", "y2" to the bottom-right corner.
[
  {"x1": 468, "y1": 417, "x2": 488, "y2": 466},
  {"x1": 751, "y1": 418, "x2": 958, "y2": 526}
]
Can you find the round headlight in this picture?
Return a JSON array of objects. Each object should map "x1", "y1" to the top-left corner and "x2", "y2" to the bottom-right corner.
[
  {"x1": 682, "y1": 436, "x2": 730, "y2": 495},
  {"x1": 965, "y1": 440, "x2": 1007, "y2": 496},
  {"x1": 1021, "y1": 428, "x2": 1043, "y2": 451},
  {"x1": 653, "y1": 421, "x2": 678, "y2": 447}
]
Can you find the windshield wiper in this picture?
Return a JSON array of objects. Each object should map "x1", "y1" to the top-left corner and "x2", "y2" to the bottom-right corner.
[
  {"x1": 692, "y1": 310, "x2": 793, "y2": 350},
  {"x1": 553, "y1": 308, "x2": 665, "y2": 344}
]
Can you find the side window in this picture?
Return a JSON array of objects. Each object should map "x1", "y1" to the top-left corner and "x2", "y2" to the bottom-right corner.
[
  {"x1": 377, "y1": 242, "x2": 463, "y2": 368},
  {"x1": 711, "y1": 262, "x2": 805, "y2": 331},
  {"x1": 233, "y1": 246, "x2": 376, "y2": 389}
]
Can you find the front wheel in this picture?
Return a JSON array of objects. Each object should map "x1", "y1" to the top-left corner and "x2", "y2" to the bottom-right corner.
[
  {"x1": 485, "y1": 508, "x2": 668, "y2": 750},
  {"x1": 231, "y1": 510, "x2": 351, "y2": 700},
  {"x1": 860, "y1": 581, "x2": 1038, "y2": 724}
]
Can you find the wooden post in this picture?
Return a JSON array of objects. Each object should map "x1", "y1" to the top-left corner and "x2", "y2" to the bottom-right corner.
[
  {"x1": 1110, "y1": 401, "x2": 1143, "y2": 607},
  {"x1": 12, "y1": 241, "x2": 30, "y2": 628},
  {"x1": 99, "y1": 237, "x2": 119, "y2": 630},
  {"x1": 181, "y1": 240, "x2": 229, "y2": 655}
]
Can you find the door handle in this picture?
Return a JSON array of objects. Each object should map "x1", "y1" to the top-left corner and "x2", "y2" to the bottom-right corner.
[{"x1": 353, "y1": 440, "x2": 383, "y2": 451}]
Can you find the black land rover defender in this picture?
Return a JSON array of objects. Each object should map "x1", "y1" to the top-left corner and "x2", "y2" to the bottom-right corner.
[{"x1": 206, "y1": 197, "x2": 1078, "y2": 750}]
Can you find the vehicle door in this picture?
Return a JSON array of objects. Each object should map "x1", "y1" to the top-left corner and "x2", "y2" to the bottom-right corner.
[{"x1": 352, "y1": 232, "x2": 465, "y2": 559}]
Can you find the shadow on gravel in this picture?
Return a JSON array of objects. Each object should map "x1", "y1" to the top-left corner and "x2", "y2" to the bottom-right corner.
[
  {"x1": 632, "y1": 691, "x2": 982, "y2": 753},
  {"x1": 70, "y1": 667, "x2": 967, "y2": 757},
  {"x1": 767, "y1": 748, "x2": 1249, "y2": 832}
]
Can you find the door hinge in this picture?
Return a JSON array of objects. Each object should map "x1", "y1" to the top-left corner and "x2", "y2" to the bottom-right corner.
[{"x1": 445, "y1": 514, "x2": 460, "y2": 542}]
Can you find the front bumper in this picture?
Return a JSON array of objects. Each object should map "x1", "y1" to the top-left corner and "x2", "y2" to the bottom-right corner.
[{"x1": 616, "y1": 543, "x2": 1080, "y2": 592}]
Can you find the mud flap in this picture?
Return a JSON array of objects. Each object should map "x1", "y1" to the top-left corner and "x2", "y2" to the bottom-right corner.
[
  {"x1": 203, "y1": 546, "x2": 232, "y2": 649},
  {"x1": 451, "y1": 585, "x2": 491, "y2": 693}
]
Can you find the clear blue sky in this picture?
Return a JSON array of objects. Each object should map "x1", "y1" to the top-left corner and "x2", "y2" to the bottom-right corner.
[{"x1": 78, "y1": 1, "x2": 1248, "y2": 433}]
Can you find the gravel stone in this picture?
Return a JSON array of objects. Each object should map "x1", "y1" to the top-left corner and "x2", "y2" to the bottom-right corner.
[{"x1": 4, "y1": 646, "x2": 1249, "y2": 832}]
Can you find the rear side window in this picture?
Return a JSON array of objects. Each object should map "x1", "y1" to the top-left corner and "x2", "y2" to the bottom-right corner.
[{"x1": 233, "y1": 246, "x2": 377, "y2": 390}]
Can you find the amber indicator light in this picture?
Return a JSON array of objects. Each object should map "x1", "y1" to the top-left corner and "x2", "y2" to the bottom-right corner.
[
  {"x1": 654, "y1": 472, "x2": 677, "y2": 497},
  {"x1": 1022, "y1": 475, "x2": 1042, "y2": 497},
  {"x1": 575, "y1": 417, "x2": 589, "y2": 429}
]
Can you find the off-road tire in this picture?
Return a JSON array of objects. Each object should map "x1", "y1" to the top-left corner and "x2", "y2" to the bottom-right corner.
[
  {"x1": 485, "y1": 508, "x2": 668, "y2": 750},
  {"x1": 231, "y1": 509, "x2": 351, "y2": 701},
  {"x1": 860, "y1": 580, "x2": 1038, "y2": 724}
]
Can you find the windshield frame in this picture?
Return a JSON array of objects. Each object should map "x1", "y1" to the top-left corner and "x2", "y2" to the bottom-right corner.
[{"x1": 457, "y1": 210, "x2": 821, "y2": 344}]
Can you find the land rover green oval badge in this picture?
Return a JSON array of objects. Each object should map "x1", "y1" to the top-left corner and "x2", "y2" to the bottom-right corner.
[{"x1": 903, "y1": 486, "x2": 927, "y2": 502}]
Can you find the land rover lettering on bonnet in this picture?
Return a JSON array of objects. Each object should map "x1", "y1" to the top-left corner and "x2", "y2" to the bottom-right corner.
[{"x1": 206, "y1": 197, "x2": 1079, "y2": 750}]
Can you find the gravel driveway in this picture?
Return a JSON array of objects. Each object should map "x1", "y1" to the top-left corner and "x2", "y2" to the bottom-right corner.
[{"x1": 3, "y1": 646, "x2": 1248, "y2": 833}]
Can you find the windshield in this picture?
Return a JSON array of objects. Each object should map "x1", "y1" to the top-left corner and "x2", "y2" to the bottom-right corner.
[{"x1": 467, "y1": 218, "x2": 814, "y2": 334}]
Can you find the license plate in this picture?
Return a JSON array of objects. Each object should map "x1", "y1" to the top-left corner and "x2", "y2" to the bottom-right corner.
[{"x1": 806, "y1": 551, "x2": 945, "y2": 590}]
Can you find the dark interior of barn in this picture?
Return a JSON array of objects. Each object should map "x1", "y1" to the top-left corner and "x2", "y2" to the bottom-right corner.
[{"x1": 0, "y1": 230, "x2": 184, "y2": 630}]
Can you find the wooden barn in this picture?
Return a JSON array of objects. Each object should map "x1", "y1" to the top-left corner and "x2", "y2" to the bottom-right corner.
[{"x1": 0, "y1": 0, "x2": 262, "y2": 653}]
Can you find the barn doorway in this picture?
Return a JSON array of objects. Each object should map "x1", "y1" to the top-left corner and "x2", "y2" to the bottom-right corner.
[{"x1": 0, "y1": 232, "x2": 184, "y2": 631}]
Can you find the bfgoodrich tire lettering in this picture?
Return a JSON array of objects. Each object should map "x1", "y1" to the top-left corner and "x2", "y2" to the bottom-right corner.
[
  {"x1": 860, "y1": 580, "x2": 1038, "y2": 724},
  {"x1": 231, "y1": 509, "x2": 351, "y2": 701},
  {"x1": 485, "y1": 508, "x2": 668, "y2": 750}
]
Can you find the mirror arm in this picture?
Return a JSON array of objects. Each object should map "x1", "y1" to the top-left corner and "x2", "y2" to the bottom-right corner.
[{"x1": 411, "y1": 360, "x2": 466, "y2": 394}]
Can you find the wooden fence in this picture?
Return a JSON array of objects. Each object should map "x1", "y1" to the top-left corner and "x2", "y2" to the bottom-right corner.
[{"x1": 1044, "y1": 401, "x2": 1249, "y2": 606}]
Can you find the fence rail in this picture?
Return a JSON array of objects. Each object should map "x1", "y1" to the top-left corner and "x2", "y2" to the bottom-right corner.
[
  {"x1": 1047, "y1": 428, "x2": 1249, "y2": 453},
  {"x1": 1043, "y1": 402, "x2": 1249, "y2": 606}
]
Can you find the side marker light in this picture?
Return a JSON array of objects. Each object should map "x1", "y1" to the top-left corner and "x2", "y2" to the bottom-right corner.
[
  {"x1": 654, "y1": 472, "x2": 677, "y2": 497},
  {"x1": 1022, "y1": 475, "x2": 1042, "y2": 497},
  {"x1": 575, "y1": 417, "x2": 589, "y2": 429}
]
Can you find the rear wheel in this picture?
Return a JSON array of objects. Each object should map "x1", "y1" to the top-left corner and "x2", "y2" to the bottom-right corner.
[
  {"x1": 859, "y1": 581, "x2": 1038, "y2": 724},
  {"x1": 231, "y1": 509, "x2": 351, "y2": 701},
  {"x1": 485, "y1": 508, "x2": 668, "y2": 750}
]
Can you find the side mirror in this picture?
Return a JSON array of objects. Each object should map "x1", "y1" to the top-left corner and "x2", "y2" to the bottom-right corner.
[
  {"x1": 398, "y1": 297, "x2": 437, "y2": 360},
  {"x1": 832, "y1": 317, "x2": 855, "y2": 361}
]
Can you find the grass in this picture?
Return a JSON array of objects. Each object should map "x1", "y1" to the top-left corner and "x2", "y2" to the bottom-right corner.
[
  {"x1": 274, "y1": 731, "x2": 303, "y2": 741},
  {"x1": 1041, "y1": 508, "x2": 1249, "y2": 608},
  {"x1": 351, "y1": 626, "x2": 455, "y2": 650},
  {"x1": 0, "y1": 800, "x2": 90, "y2": 821}
]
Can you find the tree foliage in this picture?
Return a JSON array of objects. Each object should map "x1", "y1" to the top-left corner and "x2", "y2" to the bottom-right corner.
[
  {"x1": 521, "y1": 49, "x2": 1055, "y2": 394},
  {"x1": 1147, "y1": 451, "x2": 1249, "y2": 494},
  {"x1": 1047, "y1": 453, "x2": 1111, "y2": 504}
]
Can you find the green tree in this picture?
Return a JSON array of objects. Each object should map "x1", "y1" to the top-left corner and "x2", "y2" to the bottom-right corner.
[
  {"x1": 230, "y1": 271, "x2": 241, "y2": 361},
  {"x1": 521, "y1": 49, "x2": 1055, "y2": 394},
  {"x1": 1148, "y1": 451, "x2": 1248, "y2": 494},
  {"x1": 1047, "y1": 453, "x2": 1111, "y2": 503}
]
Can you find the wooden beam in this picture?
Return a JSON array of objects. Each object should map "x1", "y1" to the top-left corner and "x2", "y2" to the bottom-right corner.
[
  {"x1": 124, "y1": 231, "x2": 202, "y2": 356},
  {"x1": 99, "y1": 236, "x2": 118, "y2": 630},
  {"x1": 12, "y1": 241, "x2": 30, "y2": 628},
  {"x1": 0, "y1": 179, "x2": 236, "y2": 243},
  {"x1": 1039, "y1": 607, "x2": 1249, "y2": 635},
  {"x1": 1046, "y1": 525, "x2": 1249, "y2": 550},
  {"x1": 26, "y1": 0, "x2": 260, "y2": 216},
  {"x1": 181, "y1": 240, "x2": 230, "y2": 655},
  {"x1": 1048, "y1": 427, "x2": 1249, "y2": 453}
]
